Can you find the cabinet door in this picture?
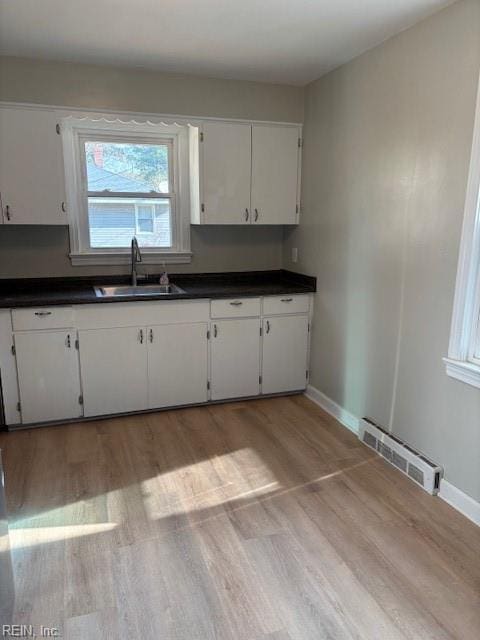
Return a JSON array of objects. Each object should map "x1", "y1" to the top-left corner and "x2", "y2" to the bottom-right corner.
[
  {"x1": 251, "y1": 125, "x2": 300, "y2": 225},
  {"x1": 201, "y1": 121, "x2": 252, "y2": 224},
  {"x1": 210, "y1": 319, "x2": 260, "y2": 400},
  {"x1": 147, "y1": 323, "x2": 208, "y2": 409},
  {"x1": 79, "y1": 327, "x2": 148, "y2": 417},
  {"x1": 0, "y1": 107, "x2": 66, "y2": 225},
  {"x1": 262, "y1": 315, "x2": 309, "y2": 394},
  {"x1": 14, "y1": 330, "x2": 82, "y2": 424}
]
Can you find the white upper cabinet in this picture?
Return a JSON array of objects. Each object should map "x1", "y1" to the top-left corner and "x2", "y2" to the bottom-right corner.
[
  {"x1": 0, "y1": 106, "x2": 301, "y2": 226},
  {"x1": 200, "y1": 122, "x2": 252, "y2": 224},
  {"x1": 193, "y1": 121, "x2": 301, "y2": 225},
  {"x1": 251, "y1": 125, "x2": 301, "y2": 225},
  {"x1": 0, "y1": 107, "x2": 67, "y2": 225}
]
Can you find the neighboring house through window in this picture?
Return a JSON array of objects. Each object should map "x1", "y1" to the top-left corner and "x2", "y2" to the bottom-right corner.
[
  {"x1": 445, "y1": 74, "x2": 480, "y2": 388},
  {"x1": 61, "y1": 117, "x2": 193, "y2": 265}
]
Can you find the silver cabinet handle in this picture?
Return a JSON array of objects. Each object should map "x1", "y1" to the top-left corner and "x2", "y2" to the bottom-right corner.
[
  {"x1": 213, "y1": 324, "x2": 218, "y2": 338},
  {"x1": 139, "y1": 329, "x2": 144, "y2": 344},
  {"x1": 281, "y1": 298, "x2": 293, "y2": 303},
  {"x1": 66, "y1": 334, "x2": 71, "y2": 348},
  {"x1": 149, "y1": 328, "x2": 154, "y2": 343},
  {"x1": 34, "y1": 311, "x2": 52, "y2": 317},
  {"x1": 254, "y1": 208, "x2": 259, "y2": 222},
  {"x1": 61, "y1": 201, "x2": 66, "y2": 213},
  {"x1": 229, "y1": 301, "x2": 243, "y2": 306},
  {"x1": 265, "y1": 320, "x2": 270, "y2": 334},
  {"x1": 245, "y1": 208, "x2": 249, "y2": 221},
  {"x1": 5, "y1": 205, "x2": 11, "y2": 221}
]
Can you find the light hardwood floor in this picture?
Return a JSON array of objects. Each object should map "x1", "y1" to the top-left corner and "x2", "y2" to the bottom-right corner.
[{"x1": 1, "y1": 395, "x2": 479, "y2": 639}]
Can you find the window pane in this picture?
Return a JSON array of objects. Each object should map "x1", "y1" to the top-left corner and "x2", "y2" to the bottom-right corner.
[
  {"x1": 137, "y1": 205, "x2": 154, "y2": 233},
  {"x1": 85, "y1": 141, "x2": 170, "y2": 193},
  {"x1": 88, "y1": 198, "x2": 172, "y2": 248}
]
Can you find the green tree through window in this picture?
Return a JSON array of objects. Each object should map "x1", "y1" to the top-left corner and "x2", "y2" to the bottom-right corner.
[{"x1": 85, "y1": 141, "x2": 170, "y2": 192}]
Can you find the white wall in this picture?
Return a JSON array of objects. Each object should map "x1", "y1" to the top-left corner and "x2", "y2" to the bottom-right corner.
[
  {"x1": 0, "y1": 56, "x2": 303, "y2": 122},
  {"x1": 283, "y1": 0, "x2": 480, "y2": 501}
]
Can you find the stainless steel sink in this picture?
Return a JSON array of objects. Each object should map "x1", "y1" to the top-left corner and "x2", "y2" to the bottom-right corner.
[{"x1": 94, "y1": 283, "x2": 186, "y2": 297}]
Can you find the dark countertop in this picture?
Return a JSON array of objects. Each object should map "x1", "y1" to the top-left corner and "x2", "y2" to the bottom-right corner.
[{"x1": 0, "y1": 270, "x2": 316, "y2": 308}]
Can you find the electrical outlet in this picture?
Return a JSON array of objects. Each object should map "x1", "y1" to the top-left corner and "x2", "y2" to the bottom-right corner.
[{"x1": 291, "y1": 247, "x2": 298, "y2": 263}]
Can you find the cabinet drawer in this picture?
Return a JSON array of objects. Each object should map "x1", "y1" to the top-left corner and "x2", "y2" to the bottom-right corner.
[
  {"x1": 263, "y1": 295, "x2": 310, "y2": 316},
  {"x1": 210, "y1": 298, "x2": 261, "y2": 318},
  {"x1": 12, "y1": 307, "x2": 75, "y2": 331},
  {"x1": 76, "y1": 300, "x2": 209, "y2": 330}
]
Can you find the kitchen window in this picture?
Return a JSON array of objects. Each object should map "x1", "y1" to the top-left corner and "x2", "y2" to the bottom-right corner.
[
  {"x1": 61, "y1": 117, "x2": 192, "y2": 265},
  {"x1": 445, "y1": 75, "x2": 480, "y2": 388}
]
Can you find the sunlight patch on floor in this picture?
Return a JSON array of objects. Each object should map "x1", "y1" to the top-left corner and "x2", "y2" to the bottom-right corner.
[
  {"x1": 141, "y1": 448, "x2": 280, "y2": 520},
  {"x1": 9, "y1": 522, "x2": 117, "y2": 550},
  {"x1": 9, "y1": 494, "x2": 110, "y2": 530}
]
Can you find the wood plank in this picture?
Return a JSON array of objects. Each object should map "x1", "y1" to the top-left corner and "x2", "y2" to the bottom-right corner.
[
  {"x1": 0, "y1": 396, "x2": 478, "y2": 639},
  {"x1": 65, "y1": 608, "x2": 120, "y2": 640}
]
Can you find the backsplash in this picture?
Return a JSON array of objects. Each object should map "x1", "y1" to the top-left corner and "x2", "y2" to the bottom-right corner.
[{"x1": 0, "y1": 225, "x2": 284, "y2": 278}]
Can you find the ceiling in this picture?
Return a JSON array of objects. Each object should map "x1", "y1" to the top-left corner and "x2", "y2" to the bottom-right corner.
[{"x1": 0, "y1": 0, "x2": 454, "y2": 85}]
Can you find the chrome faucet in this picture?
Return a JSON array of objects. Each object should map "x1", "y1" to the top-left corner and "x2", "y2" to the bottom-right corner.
[{"x1": 131, "y1": 237, "x2": 142, "y2": 286}]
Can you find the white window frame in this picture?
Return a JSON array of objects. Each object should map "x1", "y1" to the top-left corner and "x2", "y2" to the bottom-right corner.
[
  {"x1": 444, "y1": 73, "x2": 480, "y2": 388},
  {"x1": 61, "y1": 116, "x2": 192, "y2": 265}
]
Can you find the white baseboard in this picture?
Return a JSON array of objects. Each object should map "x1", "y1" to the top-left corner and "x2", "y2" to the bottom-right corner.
[
  {"x1": 304, "y1": 384, "x2": 480, "y2": 528},
  {"x1": 305, "y1": 384, "x2": 359, "y2": 434},
  {"x1": 439, "y1": 479, "x2": 480, "y2": 526}
]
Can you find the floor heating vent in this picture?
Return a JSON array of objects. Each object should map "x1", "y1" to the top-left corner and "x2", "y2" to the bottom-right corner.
[{"x1": 358, "y1": 417, "x2": 442, "y2": 495}]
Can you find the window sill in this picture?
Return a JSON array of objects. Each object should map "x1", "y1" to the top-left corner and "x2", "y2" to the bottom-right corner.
[
  {"x1": 444, "y1": 357, "x2": 480, "y2": 389},
  {"x1": 70, "y1": 251, "x2": 192, "y2": 266}
]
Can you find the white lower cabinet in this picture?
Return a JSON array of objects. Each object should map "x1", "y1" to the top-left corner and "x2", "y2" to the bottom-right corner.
[
  {"x1": 147, "y1": 323, "x2": 208, "y2": 408},
  {"x1": 2, "y1": 295, "x2": 312, "y2": 427},
  {"x1": 79, "y1": 327, "x2": 148, "y2": 417},
  {"x1": 14, "y1": 330, "x2": 82, "y2": 424},
  {"x1": 79, "y1": 323, "x2": 209, "y2": 417},
  {"x1": 262, "y1": 315, "x2": 309, "y2": 394},
  {"x1": 210, "y1": 318, "x2": 261, "y2": 400}
]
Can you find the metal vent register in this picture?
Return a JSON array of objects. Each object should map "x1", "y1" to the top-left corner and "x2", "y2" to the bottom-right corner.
[{"x1": 359, "y1": 417, "x2": 442, "y2": 495}]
